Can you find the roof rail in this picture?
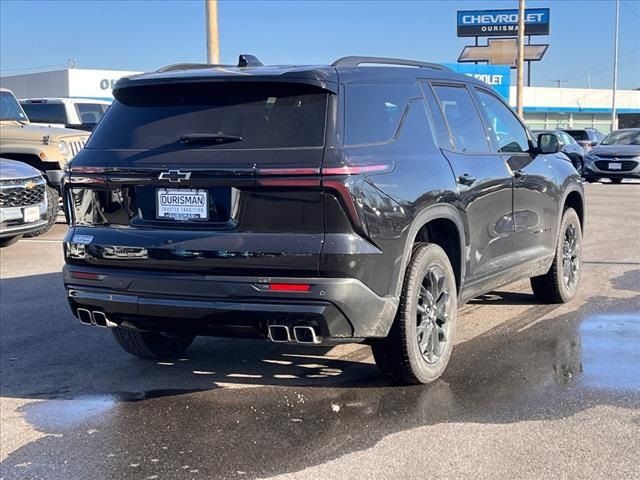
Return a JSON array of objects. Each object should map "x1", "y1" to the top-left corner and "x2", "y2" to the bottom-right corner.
[{"x1": 331, "y1": 56, "x2": 450, "y2": 71}]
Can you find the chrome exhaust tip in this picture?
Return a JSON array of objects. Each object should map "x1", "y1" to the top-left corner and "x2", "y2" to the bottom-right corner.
[
  {"x1": 268, "y1": 325, "x2": 291, "y2": 342},
  {"x1": 92, "y1": 311, "x2": 117, "y2": 328},
  {"x1": 293, "y1": 325, "x2": 321, "y2": 344},
  {"x1": 77, "y1": 308, "x2": 93, "y2": 325}
]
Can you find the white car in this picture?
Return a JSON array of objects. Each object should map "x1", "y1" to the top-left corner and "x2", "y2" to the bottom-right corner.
[{"x1": 20, "y1": 97, "x2": 111, "y2": 131}]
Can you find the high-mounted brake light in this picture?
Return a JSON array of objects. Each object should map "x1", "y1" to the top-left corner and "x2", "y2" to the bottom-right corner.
[{"x1": 268, "y1": 283, "x2": 311, "y2": 292}]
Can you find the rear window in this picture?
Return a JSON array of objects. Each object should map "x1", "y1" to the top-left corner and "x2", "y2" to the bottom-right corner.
[
  {"x1": 21, "y1": 102, "x2": 67, "y2": 124},
  {"x1": 87, "y1": 82, "x2": 328, "y2": 150},
  {"x1": 563, "y1": 130, "x2": 588, "y2": 141}
]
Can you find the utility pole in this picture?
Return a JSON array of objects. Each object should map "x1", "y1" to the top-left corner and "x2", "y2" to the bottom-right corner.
[
  {"x1": 516, "y1": 0, "x2": 525, "y2": 118},
  {"x1": 550, "y1": 79, "x2": 568, "y2": 88},
  {"x1": 611, "y1": 0, "x2": 620, "y2": 131},
  {"x1": 205, "y1": 0, "x2": 220, "y2": 64}
]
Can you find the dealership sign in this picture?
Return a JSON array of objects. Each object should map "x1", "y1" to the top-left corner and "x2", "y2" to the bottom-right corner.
[
  {"x1": 458, "y1": 38, "x2": 548, "y2": 67},
  {"x1": 457, "y1": 8, "x2": 550, "y2": 37},
  {"x1": 444, "y1": 64, "x2": 511, "y2": 100}
]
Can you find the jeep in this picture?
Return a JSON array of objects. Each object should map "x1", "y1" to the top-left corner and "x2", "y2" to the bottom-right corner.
[
  {"x1": 62, "y1": 55, "x2": 585, "y2": 385},
  {"x1": 0, "y1": 88, "x2": 90, "y2": 235}
]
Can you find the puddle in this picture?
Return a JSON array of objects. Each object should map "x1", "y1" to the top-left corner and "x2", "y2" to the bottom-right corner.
[{"x1": 580, "y1": 314, "x2": 640, "y2": 390}]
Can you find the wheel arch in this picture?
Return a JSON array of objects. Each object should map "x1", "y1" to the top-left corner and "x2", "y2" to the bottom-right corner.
[{"x1": 395, "y1": 204, "x2": 466, "y2": 299}]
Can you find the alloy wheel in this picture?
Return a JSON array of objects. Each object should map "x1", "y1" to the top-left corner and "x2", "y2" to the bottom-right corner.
[
  {"x1": 416, "y1": 265, "x2": 452, "y2": 364},
  {"x1": 562, "y1": 223, "x2": 580, "y2": 290}
]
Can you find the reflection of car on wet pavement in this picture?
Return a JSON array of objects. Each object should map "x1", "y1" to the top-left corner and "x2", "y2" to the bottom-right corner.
[
  {"x1": 62, "y1": 54, "x2": 585, "y2": 385},
  {"x1": 583, "y1": 128, "x2": 640, "y2": 184}
]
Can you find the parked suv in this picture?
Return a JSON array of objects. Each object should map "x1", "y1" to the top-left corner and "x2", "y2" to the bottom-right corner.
[
  {"x1": 560, "y1": 128, "x2": 605, "y2": 153},
  {"x1": 62, "y1": 55, "x2": 585, "y2": 385},
  {"x1": 0, "y1": 88, "x2": 90, "y2": 234},
  {"x1": 20, "y1": 98, "x2": 111, "y2": 132}
]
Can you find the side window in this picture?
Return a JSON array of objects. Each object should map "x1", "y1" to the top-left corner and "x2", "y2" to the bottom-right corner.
[
  {"x1": 560, "y1": 132, "x2": 574, "y2": 145},
  {"x1": 344, "y1": 84, "x2": 417, "y2": 146},
  {"x1": 432, "y1": 85, "x2": 490, "y2": 153},
  {"x1": 475, "y1": 89, "x2": 530, "y2": 153}
]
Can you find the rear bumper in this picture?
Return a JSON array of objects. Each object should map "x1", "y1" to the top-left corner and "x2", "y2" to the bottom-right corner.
[{"x1": 62, "y1": 266, "x2": 398, "y2": 341}]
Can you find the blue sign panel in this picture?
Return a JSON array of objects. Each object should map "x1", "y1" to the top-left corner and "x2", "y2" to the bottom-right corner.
[
  {"x1": 457, "y1": 8, "x2": 550, "y2": 37},
  {"x1": 444, "y1": 64, "x2": 511, "y2": 101}
]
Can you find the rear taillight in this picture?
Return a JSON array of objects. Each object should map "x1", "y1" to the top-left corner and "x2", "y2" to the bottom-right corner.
[{"x1": 268, "y1": 283, "x2": 311, "y2": 292}]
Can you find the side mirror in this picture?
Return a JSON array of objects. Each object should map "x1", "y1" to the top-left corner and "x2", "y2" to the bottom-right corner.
[
  {"x1": 537, "y1": 133, "x2": 564, "y2": 154},
  {"x1": 590, "y1": 141, "x2": 598, "y2": 147}
]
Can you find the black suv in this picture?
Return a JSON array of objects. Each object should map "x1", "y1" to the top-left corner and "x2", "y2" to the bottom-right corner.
[{"x1": 62, "y1": 55, "x2": 585, "y2": 385}]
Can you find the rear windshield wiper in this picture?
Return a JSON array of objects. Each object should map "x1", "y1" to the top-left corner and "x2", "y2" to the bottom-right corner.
[{"x1": 180, "y1": 133, "x2": 243, "y2": 145}]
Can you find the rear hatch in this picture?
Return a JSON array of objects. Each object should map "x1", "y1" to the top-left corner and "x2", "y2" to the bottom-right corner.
[{"x1": 65, "y1": 80, "x2": 332, "y2": 276}]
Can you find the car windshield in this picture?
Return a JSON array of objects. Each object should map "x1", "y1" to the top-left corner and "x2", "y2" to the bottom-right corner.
[
  {"x1": 601, "y1": 130, "x2": 640, "y2": 146},
  {"x1": 0, "y1": 91, "x2": 29, "y2": 122}
]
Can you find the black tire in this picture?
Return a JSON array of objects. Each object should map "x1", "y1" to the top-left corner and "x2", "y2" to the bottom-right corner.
[
  {"x1": 372, "y1": 243, "x2": 457, "y2": 385},
  {"x1": 610, "y1": 178, "x2": 623, "y2": 184},
  {"x1": 531, "y1": 208, "x2": 582, "y2": 304},
  {"x1": 584, "y1": 177, "x2": 599, "y2": 183},
  {"x1": 0, "y1": 235, "x2": 22, "y2": 248},
  {"x1": 112, "y1": 327, "x2": 195, "y2": 359},
  {"x1": 24, "y1": 185, "x2": 59, "y2": 237}
]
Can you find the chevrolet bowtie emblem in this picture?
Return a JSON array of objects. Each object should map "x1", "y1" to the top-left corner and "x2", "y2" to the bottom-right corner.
[
  {"x1": 458, "y1": 38, "x2": 548, "y2": 66},
  {"x1": 158, "y1": 170, "x2": 191, "y2": 183},
  {"x1": 24, "y1": 180, "x2": 36, "y2": 190}
]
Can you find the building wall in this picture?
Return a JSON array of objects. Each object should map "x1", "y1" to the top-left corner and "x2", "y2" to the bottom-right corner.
[
  {"x1": 67, "y1": 69, "x2": 141, "y2": 99},
  {"x1": 0, "y1": 70, "x2": 70, "y2": 98},
  {"x1": 1, "y1": 69, "x2": 140, "y2": 100},
  {"x1": 509, "y1": 86, "x2": 640, "y2": 133}
]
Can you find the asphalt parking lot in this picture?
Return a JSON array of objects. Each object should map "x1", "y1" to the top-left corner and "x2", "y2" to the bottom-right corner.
[{"x1": 1, "y1": 182, "x2": 639, "y2": 480}]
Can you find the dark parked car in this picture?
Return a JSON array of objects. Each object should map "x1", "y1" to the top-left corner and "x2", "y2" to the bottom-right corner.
[
  {"x1": 560, "y1": 128, "x2": 605, "y2": 153},
  {"x1": 62, "y1": 55, "x2": 585, "y2": 385},
  {"x1": 584, "y1": 128, "x2": 640, "y2": 184},
  {"x1": 0, "y1": 158, "x2": 49, "y2": 247},
  {"x1": 533, "y1": 129, "x2": 585, "y2": 175}
]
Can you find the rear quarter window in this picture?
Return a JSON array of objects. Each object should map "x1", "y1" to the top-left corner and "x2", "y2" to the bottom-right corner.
[
  {"x1": 344, "y1": 84, "x2": 419, "y2": 145},
  {"x1": 87, "y1": 82, "x2": 328, "y2": 150}
]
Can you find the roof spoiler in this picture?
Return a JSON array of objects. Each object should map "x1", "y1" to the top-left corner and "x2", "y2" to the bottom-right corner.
[{"x1": 156, "y1": 54, "x2": 264, "y2": 73}]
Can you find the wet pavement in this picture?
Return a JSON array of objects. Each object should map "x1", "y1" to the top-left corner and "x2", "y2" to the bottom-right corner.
[{"x1": 1, "y1": 183, "x2": 639, "y2": 479}]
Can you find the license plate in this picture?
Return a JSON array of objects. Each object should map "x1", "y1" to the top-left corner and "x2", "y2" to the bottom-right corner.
[
  {"x1": 157, "y1": 189, "x2": 208, "y2": 221},
  {"x1": 23, "y1": 206, "x2": 39, "y2": 223},
  {"x1": 609, "y1": 162, "x2": 622, "y2": 170}
]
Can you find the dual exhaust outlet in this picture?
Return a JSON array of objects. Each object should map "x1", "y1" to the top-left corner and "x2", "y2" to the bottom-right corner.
[
  {"x1": 76, "y1": 308, "x2": 117, "y2": 328},
  {"x1": 268, "y1": 324, "x2": 321, "y2": 344}
]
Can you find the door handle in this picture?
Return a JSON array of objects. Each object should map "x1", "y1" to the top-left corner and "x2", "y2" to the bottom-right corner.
[
  {"x1": 457, "y1": 173, "x2": 476, "y2": 186},
  {"x1": 513, "y1": 169, "x2": 526, "y2": 179}
]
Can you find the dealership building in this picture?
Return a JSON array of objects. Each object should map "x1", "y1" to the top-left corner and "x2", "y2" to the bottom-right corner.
[{"x1": 1, "y1": 67, "x2": 639, "y2": 132}]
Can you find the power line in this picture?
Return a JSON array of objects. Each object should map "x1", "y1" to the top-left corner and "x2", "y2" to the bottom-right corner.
[
  {"x1": 550, "y1": 79, "x2": 568, "y2": 88},
  {"x1": 0, "y1": 63, "x2": 66, "y2": 74}
]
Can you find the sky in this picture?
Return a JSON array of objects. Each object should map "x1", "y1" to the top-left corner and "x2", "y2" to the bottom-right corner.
[{"x1": 1, "y1": 0, "x2": 639, "y2": 89}]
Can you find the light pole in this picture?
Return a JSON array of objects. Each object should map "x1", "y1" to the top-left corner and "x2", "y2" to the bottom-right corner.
[
  {"x1": 611, "y1": 0, "x2": 620, "y2": 131},
  {"x1": 516, "y1": 0, "x2": 526, "y2": 119},
  {"x1": 205, "y1": 0, "x2": 220, "y2": 64}
]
